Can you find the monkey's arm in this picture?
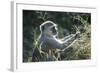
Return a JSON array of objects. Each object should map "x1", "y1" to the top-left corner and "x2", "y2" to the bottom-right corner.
[
  {"x1": 40, "y1": 32, "x2": 80, "y2": 50},
  {"x1": 62, "y1": 32, "x2": 80, "y2": 50},
  {"x1": 61, "y1": 34, "x2": 74, "y2": 41},
  {"x1": 44, "y1": 34, "x2": 77, "y2": 50},
  {"x1": 61, "y1": 31, "x2": 80, "y2": 41},
  {"x1": 63, "y1": 34, "x2": 76, "y2": 47},
  {"x1": 45, "y1": 37, "x2": 66, "y2": 49}
]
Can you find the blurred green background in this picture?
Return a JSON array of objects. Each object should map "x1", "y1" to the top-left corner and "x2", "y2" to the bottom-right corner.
[{"x1": 23, "y1": 10, "x2": 91, "y2": 62}]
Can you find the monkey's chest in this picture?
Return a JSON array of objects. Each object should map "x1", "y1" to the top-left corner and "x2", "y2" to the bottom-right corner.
[{"x1": 39, "y1": 35, "x2": 57, "y2": 52}]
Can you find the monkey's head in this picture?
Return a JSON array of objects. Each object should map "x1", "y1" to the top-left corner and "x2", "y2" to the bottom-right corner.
[{"x1": 40, "y1": 21, "x2": 58, "y2": 36}]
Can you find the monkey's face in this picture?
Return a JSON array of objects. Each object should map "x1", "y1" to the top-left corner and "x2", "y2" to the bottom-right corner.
[
  {"x1": 40, "y1": 21, "x2": 58, "y2": 36},
  {"x1": 47, "y1": 25, "x2": 58, "y2": 35}
]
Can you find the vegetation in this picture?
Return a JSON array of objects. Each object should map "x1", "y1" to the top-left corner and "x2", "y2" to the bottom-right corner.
[{"x1": 23, "y1": 10, "x2": 91, "y2": 62}]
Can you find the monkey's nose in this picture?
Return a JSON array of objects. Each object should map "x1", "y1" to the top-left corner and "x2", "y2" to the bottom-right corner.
[{"x1": 53, "y1": 29, "x2": 57, "y2": 34}]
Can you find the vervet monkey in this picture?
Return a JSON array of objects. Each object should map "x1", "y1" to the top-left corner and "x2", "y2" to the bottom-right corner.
[{"x1": 32, "y1": 21, "x2": 80, "y2": 61}]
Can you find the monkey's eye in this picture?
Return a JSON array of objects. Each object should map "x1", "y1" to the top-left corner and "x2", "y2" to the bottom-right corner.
[
  {"x1": 51, "y1": 26, "x2": 57, "y2": 34},
  {"x1": 51, "y1": 26, "x2": 56, "y2": 31},
  {"x1": 52, "y1": 27, "x2": 55, "y2": 30}
]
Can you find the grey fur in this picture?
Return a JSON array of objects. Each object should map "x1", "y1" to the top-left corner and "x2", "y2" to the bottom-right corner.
[{"x1": 39, "y1": 21, "x2": 79, "y2": 51}]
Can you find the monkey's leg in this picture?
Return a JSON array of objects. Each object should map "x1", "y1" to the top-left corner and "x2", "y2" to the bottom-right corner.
[
  {"x1": 47, "y1": 49, "x2": 57, "y2": 61},
  {"x1": 54, "y1": 49, "x2": 61, "y2": 60},
  {"x1": 51, "y1": 49, "x2": 60, "y2": 61},
  {"x1": 46, "y1": 49, "x2": 52, "y2": 61},
  {"x1": 57, "y1": 52, "x2": 61, "y2": 60}
]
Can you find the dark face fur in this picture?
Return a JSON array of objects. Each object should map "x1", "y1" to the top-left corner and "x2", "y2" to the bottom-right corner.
[{"x1": 50, "y1": 26, "x2": 57, "y2": 35}]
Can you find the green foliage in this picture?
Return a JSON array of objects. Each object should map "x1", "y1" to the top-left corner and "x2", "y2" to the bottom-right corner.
[{"x1": 23, "y1": 10, "x2": 91, "y2": 62}]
